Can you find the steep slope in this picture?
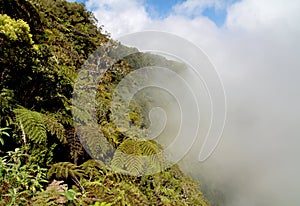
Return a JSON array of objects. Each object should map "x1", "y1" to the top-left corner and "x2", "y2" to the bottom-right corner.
[{"x1": 0, "y1": 0, "x2": 209, "y2": 205}]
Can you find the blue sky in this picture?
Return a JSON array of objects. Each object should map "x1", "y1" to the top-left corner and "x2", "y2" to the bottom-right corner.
[
  {"x1": 144, "y1": 0, "x2": 185, "y2": 19},
  {"x1": 201, "y1": 6, "x2": 227, "y2": 26},
  {"x1": 144, "y1": 0, "x2": 240, "y2": 26},
  {"x1": 71, "y1": 0, "x2": 239, "y2": 27}
]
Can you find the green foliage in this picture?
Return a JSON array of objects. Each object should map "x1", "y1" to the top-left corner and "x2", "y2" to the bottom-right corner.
[
  {"x1": 47, "y1": 162, "x2": 84, "y2": 180},
  {"x1": 14, "y1": 108, "x2": 48, "y2": 144},
  {"x1": 0, "y1": 0, "x2": 210, "y2": 205},
  {"x1": 90, "y1": 202, "x2": 112, "y2": 206},
  {"x1": 60, "y1": 188, "x2": 79, "y2": 201},
  {"x1": 81, "y1": 176, "x2": 149, "y2": 206},
  {"x1": 111, "y1": 138, "x2": 143, "y2": 176},
  {"x1": 66, "y1": 129, "x2": 84, "y2": 165},
  {"x1": 137, "y1": 165, "x2": 208, "y2": 205},
  {"x1": 14, "y1": 108, "x2": 67, "y2": 144},
  {"x1": 32, "y1": 179, "x2": 110, "y2": 206},
  {"x1": 0, "y1": 0, "x2": 44, "y2": 37},
  {"x1": 80, "y1": 159, "x2": 107, "y2": 181},
  {"x1": 43, "y1": 113, "x2": 67, "y2": 143},
  {"x1": 0, "y1": 127, "x2": 10, "y2": 145},
  {"x1": 111, "y1": 138, "x2": 164, "y2": 176},
  {"x1": 0, "y1": 14, "x2": 34, "y2": 44},
  {"x1": 0, "y1": 88, "x2": 15, "y2": 124},
  {"x1": 0, "y1": 146, "x2": 48, "y2": 205},
  {"x1": 31, "y1": 180, "x2": 70, "y2": 205}
]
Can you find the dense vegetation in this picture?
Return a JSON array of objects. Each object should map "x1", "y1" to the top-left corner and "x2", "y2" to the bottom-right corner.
[{"x1": 0, "y1": 0, "x2": 209, "y2": 205}]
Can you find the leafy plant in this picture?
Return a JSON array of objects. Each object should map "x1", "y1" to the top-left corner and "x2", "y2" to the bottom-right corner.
[
  {"x1": 0, "y1": 127, "x2": 10, "y2": 145},
  {"x1": 89, "y1": 202, "x2": 112, "y2": 206},
  {"x1": 14, "y1": 107, "x2": 67, "y2": 144},
  {"x1": 0, "y1": 146, "x2": 48, "y2": 205}
]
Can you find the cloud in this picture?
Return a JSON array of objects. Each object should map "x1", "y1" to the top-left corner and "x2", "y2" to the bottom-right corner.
[
  {"x1": 85, "y1": 0, "x2": 300, "y2": 205},
  {"x1": 226, "y1": 0, "x2": 300, "y2": 31},
  {"x1": 172, "y1": 0, "x2": 224, "y2": 16},
  {"x1": 85, "y1": 0, "x2": 227, "y2": 38},
  {"x1": 86, "y1": 0, "x2": 150, "y2": 36}
]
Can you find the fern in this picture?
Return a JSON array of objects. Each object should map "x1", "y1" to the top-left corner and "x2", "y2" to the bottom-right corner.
[
  {"x1": 100, "y1": 122, "x2": 123, "y2": 148},
  {"x1": 124, "y1": 188, "x2": 149, "y2": 206},
  {"x1": 42, "y1": 113, "x2": 67, "y2": 143},
  {"x1": 112, "y1": 181, "x2": 149, "y2": 206},
  {"x1": 66, "y1": 129, "x2": 84, "y2": 165},
  {"x1": 111, "y1": 138, "x2": 143, "y2": 176},
  {"x1": 111, "y1": 138, "x2": 165, "y2": 176},
  {"x1": 126, "y1": 154, "x2": 142, "y2": 176},
  {"x1": 14, "y1": 108, "x2": 67, "y2": 144},
  {"x1": 80, "y1": 159, "x2": 107, "y2": 180},
  {"x1": 76, "y1": 124, "x2": 112, "y2": 160},
  {"x1": 14, "y1": 108, "x2": 47, "y2": 144},
  {"x1": 50, "y1": 110, "x2": 73, "y2": 126},
  {"x1": 47, "y1": 162, "x2": 84, "y2": 180},
  {"x1": 139, "y1": 139, "x2": 164, "y2": 174}
]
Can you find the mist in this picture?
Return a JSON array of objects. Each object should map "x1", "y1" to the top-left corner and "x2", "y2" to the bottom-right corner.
[
  {"x1": 119, "y1": 26, "x2": 300, "y2": 206},
  {"x1": 86, "y1": 0, "x2": 300, "y2": 205},
  {"x1": 178, "y1": 14, "x2": 300, "y2": 206},
  {"x1": 119, "y1": 14, "x2": 300, "y2": 206}
]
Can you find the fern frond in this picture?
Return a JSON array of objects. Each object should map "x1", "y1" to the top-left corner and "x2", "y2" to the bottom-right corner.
[
  {"x1": 51, "y1": 110, "x2": 73, "y2": 126},
  {"x1": 111, "y1": 138, "x2": 165, "y2": 176},
  {"x1": 112, "y1": 181, "x2": 150, "y2": 206},
  {"x1": 82, "y1": 180, "x2": 103, "y2": 188},
  {"x1": 65, "y1": 129, "x2": 84, "y2": 164},
  {"x1": 111, "y1": 138, "x2": 143, "y2": 176},
  {"x1": 139, "y1": 139, "x2": 161, "y2": 155},
  {"x1": 139, "y1": 139, "x2": 165, "y2": 175},
  {"x1": 77, "y1": 124, "x2": 111, "y2": 160},
  {"x1": 42, "y1": 114, "x2": 67, "y2": 143},
  {"x1": 126, "y1": 154, "x2": 142, "y2": 176},
  {"x1": 110, "y1": 150, "x2": 127, "y2": 174},
  {"x1": 80, "y1": 159, "x2": 107, "y2": 180},
  {"x1": 100, "y1": 123, "x2": 122, "y2": 148},
  {"x1": 47, "y1": 162, "x2": 84, "y2": 180},
  {"x1": 125, "y1": 188, "x2": 150, "y2": 206},
  {"x1": 14, "y1": 108, "x2": 47, "y2": 144}
]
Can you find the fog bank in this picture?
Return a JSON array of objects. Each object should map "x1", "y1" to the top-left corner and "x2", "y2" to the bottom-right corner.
[{"x1": 86, "y1": 0, "x2": 300, "y2": 205}]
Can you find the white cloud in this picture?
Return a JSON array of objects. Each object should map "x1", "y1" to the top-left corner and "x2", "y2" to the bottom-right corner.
[
  {"x1": 226, "y1": 0, "x2": 300, "y2": 31},
  {"x1": 85, "y1": 0, "x2": 225, "y2": 38},
  {"x1": 85, "y1": 0, "x2": 300, "y2": 205},
  {"x1": 172, "y1": 0, "x2": 224, "y2": 16},
  {"x1": 86, "y1": 0, "x2": 150, "y2": 36}
]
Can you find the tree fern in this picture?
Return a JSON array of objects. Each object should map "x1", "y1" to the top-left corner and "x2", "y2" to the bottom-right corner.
[
  {"x1": 47, "y1": 162, "x2": 84, "y2": 180},
  {"x1": 80, "y1": 159, "x2": 107, "y2": 180},
  {"x1": 42, "y1": 113, "x2": 67, "y2": 143},
  {"x1": 111, "y1": 138, "x2": 143, "y2": 176},
  {"x1": 14, "y1": 108, "x2": 47, "y2": 144},
  {"x1": 14, "y1": 108, "x2": 67, "y2": 144},
  {"x1": 111, "y1": 138, "x2": 166, "y2": 176},
  {"x1": 139, "y1": 139, "x2": 165, "y2": 174}
]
